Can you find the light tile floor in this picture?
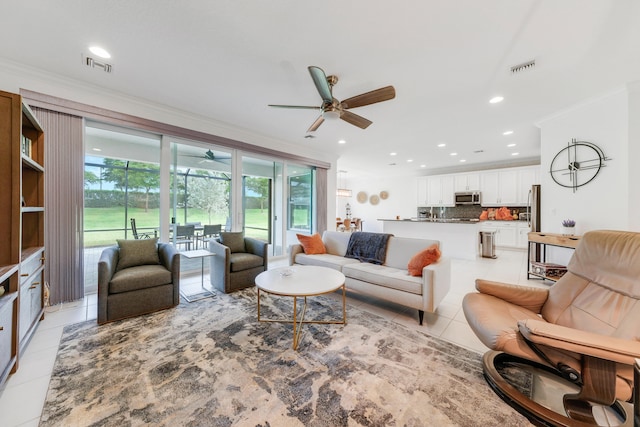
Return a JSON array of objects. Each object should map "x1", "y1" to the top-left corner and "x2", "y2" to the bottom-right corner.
[{"x1": 0, "y1": 248, "x2": 547, "y2": 426}]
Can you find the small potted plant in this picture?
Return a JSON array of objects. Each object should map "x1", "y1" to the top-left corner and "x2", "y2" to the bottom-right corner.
[{"x1": 562, "y1": 219, "x2": 576, "y2": 236}]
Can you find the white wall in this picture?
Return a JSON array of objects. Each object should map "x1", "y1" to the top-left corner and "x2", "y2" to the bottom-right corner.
[
  {"x1": 628, "y1": 82, "x2": 640, "y2": 231},
  {"x1": 336, "y1": 175, "x2": 418, "y2": 233},
  {"x1": 537, "y1": 88, "x2": 633, "y2": 235}
]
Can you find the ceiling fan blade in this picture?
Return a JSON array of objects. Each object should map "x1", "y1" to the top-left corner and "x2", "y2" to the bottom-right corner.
[
  {"x1": 268, "y1": 104, "x2": 321, "y2": 110},
  {"x1": 307, "y1": 116, "x2": 325, "y2": 132},
  {"x1": 340, "y1": 111, "x2": 372, "y2": 129},
  {"x1": 308, "y1": 66, "x2": 333, "y2": 103},
  {"x1": 341, "y1": 86, "x2": 396, "y2": 110}
]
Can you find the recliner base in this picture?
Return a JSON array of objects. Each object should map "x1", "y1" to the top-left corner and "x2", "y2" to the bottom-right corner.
[{"x1": 482, "y1": 351, "x2": 633, "y2": 427}]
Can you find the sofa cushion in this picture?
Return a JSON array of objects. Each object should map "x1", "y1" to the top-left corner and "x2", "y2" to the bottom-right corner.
[
  {"x1": 384, "y1": 236, "x2": 440, "y2": 269},
  {"x1": 294, "y1": 253, "x2": 359, "y2": 272},
  {"x1": 407, "y1": 244, "x2": 441, "y2": 276},
  {"x1": 116, "y1": 238, "x2": 160, "y2": 271},
  {"x1": 321, "y1": 231, "x2": 352, "y2": 256},
  {"x1": 109, "y1": 264, "x2": 172, "y2": 294},
  {"x1": 296, "y1": 233, "x2": 326, "y2": 254},
  {"x1": 220, "y1": 232, "x2": 246, "y2": 253},
  {"x1": 229, "y1": 252, "x2": 263, "y2": 272},
  {"x1": 343, "y1": 263, "x2": 423, "y2": 295}
]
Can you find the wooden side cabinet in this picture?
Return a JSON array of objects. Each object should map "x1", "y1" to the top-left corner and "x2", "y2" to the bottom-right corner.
[
  {"x1": 0, "y1": 90, "x2": 45, "y2": 385},
  {"x1": 527, "y1": 232, "x2": 581, "y2": 282}
]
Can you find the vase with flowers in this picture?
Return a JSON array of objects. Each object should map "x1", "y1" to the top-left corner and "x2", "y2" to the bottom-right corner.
[{"x1": 562, "y1": 219, "x2": 576, "y2": 236}]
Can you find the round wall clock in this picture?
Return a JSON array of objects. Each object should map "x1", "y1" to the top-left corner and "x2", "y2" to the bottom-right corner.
[{"x1": 549, "y1": 139, "x2": 609, "y2": 192}]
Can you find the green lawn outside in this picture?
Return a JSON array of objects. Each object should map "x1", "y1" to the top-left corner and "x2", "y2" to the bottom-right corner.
[{"x1": 84, "y1": 207, "x2": 273, "y2": 247}]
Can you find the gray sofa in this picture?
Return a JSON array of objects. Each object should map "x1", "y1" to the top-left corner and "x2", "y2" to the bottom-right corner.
[
  {"x1": 98, "y1": 242, "x2": 180, "y2": 324},
  {"x1": 289, "y1": 231, "x2": 451, "y2": 324}
]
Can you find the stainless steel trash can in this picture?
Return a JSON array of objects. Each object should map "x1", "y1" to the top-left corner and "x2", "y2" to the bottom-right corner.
[{"x1": 480, "y1": 231, "x2": 497, "y2": 259}]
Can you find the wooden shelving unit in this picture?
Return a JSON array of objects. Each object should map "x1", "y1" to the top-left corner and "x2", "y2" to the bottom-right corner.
[
  {"x1": 0, "y1": 90, "x2": 45, "y2": 386},
  {"x1": 527, "y1": 232, "x2": 581, "y2": 282}
]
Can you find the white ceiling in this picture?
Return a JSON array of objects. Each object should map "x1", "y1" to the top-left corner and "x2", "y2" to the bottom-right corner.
[{"x1": 2, "y1": 1, "x2": 639, "y2": 177}]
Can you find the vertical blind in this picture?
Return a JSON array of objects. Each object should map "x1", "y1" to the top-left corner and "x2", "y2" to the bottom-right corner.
[{"x1": 32, "y1": 107, "x2": 85, "y2": 305}]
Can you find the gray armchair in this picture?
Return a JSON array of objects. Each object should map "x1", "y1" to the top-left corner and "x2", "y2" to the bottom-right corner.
[
  {"x1": 98, "y1": 240, "x2": 180, "y2": 324},
  {"x1": 208, "y1": 232, "x2": 268, "y2": 293}
]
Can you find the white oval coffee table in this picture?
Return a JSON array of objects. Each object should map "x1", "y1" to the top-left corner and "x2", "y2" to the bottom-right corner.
[{"x1": 255, "y1": 265, "x2": 346, "y2": 350}]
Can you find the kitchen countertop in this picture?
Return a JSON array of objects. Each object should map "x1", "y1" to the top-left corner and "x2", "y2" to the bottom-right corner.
[{"x1": 379, "y1": 218, "x2": 528, "y2": 223}]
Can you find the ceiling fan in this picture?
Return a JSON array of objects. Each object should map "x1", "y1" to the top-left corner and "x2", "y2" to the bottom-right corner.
[
  {"x1": 180, "y1": 149, "x2": 231, "y2": 164},
  {"x1": 269, "y1": 66, "x2": 396, "y2": 133}
]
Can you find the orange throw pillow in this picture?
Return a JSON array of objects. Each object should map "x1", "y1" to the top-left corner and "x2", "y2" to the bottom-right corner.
[
  {"x1": 296, "y1": 233, "x2": 326, "y2": 254},
  {"x1": 407, "y1": 244, "x2": 441, "y2": 276}
]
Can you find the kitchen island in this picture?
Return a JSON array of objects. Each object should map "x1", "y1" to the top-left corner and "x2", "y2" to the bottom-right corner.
[{"x1": 380, "y1": 219, "x2": 481, "y2": 260}]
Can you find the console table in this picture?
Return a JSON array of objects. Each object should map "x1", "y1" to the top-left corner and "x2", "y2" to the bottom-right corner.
[{"x1": 527, "y1": 232, "x2": 582, "y2": 282}]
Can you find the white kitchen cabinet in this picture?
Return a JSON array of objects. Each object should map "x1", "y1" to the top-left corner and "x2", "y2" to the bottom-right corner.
[
  {"x1": 454, "y1": 173, "x2": 480, "y2": 192},
  {"x1": 481, "y1": 221, "x2": 528, "y2": 248},
  {"x1": 516, "y1": 167, "x2": 540, "y2": 205},
  {"x1": 516, "y1": 222, "x2": 530, "y2": 249},
  {"x1": 426, "y1": 175, "x2": 455, "y2": 207},
  {"x1": 480, "y1": 169, "x2": 519, "y2": 206},
  {"x1": 417, "y1": 177, "x2": 428, "y2": 206}
]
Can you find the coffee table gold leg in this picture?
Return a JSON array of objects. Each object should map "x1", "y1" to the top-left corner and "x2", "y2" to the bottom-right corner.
[
  {"x1": 292, "y1": 296, "x2": 297, "y2": 350},
  {"x1": 257, "y1": 288, "x2": 261, "y2": 321},
  {"x1": 342, "y1": 284, "x2": 347, "y2": 325}
]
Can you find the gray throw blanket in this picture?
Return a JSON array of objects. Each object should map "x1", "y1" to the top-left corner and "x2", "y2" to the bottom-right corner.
[{"x1": 345, "y1": 232, "x2": 393, "y2": 265}]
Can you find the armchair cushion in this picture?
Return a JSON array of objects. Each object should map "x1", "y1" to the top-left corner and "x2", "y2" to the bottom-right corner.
[
  {"x1": 229, "y1": 253, "x2": 264, "y2": 272},
  {"x1": 109, "y1": 264, "x2": 173, "y2": 294},
  {"x1": 475, "y1": 279, "x2": 549, "y2": 313},
  {"x1": 116, "y1": 238, "x2": 160, "y2": 271},
  {"x1": 220, "y1": 232, "x2": 246, "y2": 253}
]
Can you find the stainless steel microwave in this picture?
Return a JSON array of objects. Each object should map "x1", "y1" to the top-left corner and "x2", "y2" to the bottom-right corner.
[{"x1": 455, "y1": 192, "x2": 481, "y2": 205}]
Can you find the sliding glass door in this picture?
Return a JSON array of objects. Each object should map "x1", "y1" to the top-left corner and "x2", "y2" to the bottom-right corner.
[
  {"x1": 83, "y1": 123, "x2": 318, "y2": 293},
  {"x1": 83, "y1": 124, "x2": 161, "y2": 293}
]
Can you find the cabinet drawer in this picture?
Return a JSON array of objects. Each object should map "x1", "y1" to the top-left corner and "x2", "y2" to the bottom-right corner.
[
  {"x1": 19, "y1": 271, "x2": 42, "y2": 342},
  {"x1": 20, "y1": 250, "x2": 44, "y2": 284},
  {"x1": 0, "y1": 302, "x2": 14, "y2": 373}
]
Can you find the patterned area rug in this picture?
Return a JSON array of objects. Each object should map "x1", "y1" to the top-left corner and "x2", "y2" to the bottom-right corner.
[{"x1": 40, "y1": 289, "x2": 532, "y2": 426}]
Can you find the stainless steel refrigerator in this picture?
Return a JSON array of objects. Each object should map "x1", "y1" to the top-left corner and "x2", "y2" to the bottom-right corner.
[
  {"x1": 528, "y1": 184, "x2": 541, "y2": 262},
  {"x1": 528, "y1": 184, "x2": 541, "y2": 233}
]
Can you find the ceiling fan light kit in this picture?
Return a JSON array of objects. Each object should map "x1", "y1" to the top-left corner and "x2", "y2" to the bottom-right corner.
[{"x1": 269, "y1": 66, "x2": 395, "y2": 133}]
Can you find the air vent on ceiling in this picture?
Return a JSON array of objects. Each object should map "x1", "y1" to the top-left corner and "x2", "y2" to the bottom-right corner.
[
  {"x1": 85, "y1": 56, "x2": 113, "y2": 73},
  {"x1": 510, "y1": 59, "x2": 535, "y2": 74}
]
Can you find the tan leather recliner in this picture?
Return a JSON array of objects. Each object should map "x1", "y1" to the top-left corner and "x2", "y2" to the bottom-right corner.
[{"x1": 463, "y1": 230, "x2": 640, "y2": 425}]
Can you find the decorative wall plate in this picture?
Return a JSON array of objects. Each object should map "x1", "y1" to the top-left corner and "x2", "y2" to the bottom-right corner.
[
  {"x1": 369, "y1": 194, "x2": 380, "y2": 205},
  {"x1": 379, "y1": 191, "x2": 389, "y2": 200},
  {"x1": 356, "y1": 191, "x2": 368, "y2": 203}
]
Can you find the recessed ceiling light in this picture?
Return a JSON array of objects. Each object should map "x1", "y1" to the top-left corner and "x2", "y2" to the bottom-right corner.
[
  {"x1": 390, "y1": 152, "x2": 397, "y2": 156},
  {"x1": 92, "y1": 148, "x2": 102, "y2": 152},
  {"x1": 437, "y1": 143, "x2": 446, "y2": 148},
  {"x1": 459, "y1": 159, "x2": 466, "y2": 163},
  {"x1": 89, "y1": 46, "x2": 111, "y2": 59},
  {"x1": 338, "y1": 139, "x2": 346, "y2": 144},
  {"x1": 507, "y1": 143, "x2": 516, "y2": 147},
  {"x1": 512, "y1": 152, "x2": 519, "y2": 156},
  {"x1": 503, "y1": 130, "x2": 514, "y2": 135},
  {"x1": 450, "y1": 152, "x2": 458, "y2": 156},
  {"x1": 420, "y1": 164, "x2": 426, "y2": 168},
  {"x1": 407, "y1": 159, "x2": 413, "y2": 163},
  {"x1": 489, "y1": 96, "x2": 504, "y2": 104}
]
